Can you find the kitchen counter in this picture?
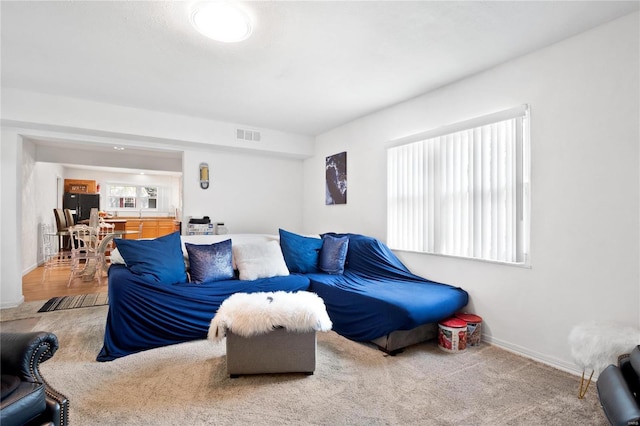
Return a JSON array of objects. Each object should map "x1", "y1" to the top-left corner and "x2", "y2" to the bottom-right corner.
[
  {"x1": 82, "y1": 217, "x2": 180, "y2": 238},
  {"x1": 117, "y1": 217, "x2": 181, "y2": 239}
]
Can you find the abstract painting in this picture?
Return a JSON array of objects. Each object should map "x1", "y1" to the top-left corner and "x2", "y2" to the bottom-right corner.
[{"x1": 325, "y1": 151, "x2": 347, "y2": 205}]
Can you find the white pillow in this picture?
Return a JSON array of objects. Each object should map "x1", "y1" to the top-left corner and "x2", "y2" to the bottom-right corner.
[
  {"x1": 232, "y1": 240, "x2": 289, "y2": 281},
  {"x1": 181, "y1": 234, "x2": 278, "y2": 270},
  {"x1": 109, "y1": 247, "x2": 126, "y2": 265}
]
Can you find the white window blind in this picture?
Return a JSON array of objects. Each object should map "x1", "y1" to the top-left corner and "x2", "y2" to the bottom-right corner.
[{"x1": 387, "y1": 105, "x2": 529, "y2": 265}]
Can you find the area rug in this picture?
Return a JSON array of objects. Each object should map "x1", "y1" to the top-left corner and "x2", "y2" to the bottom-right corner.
[
  {"x1": 0, "y1": 301, "x2": 608, "y2": 425},
  {"x1": 37, "y1": 293, "x2": 109, "y2": 313}
]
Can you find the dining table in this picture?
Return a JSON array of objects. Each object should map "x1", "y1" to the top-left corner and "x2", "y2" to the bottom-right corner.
[{"x1": 49, "y1": 228, "x2": 139, "y2": 282}]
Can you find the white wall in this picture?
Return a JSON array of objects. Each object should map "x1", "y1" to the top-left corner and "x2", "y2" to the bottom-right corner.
[
  {"x1": 303, "y1": 13, "x2": 640, "y2": 373},
  {"x1": 183, "y1": 149, "x2": 303, "y2": 234},
  {"x1": 21, "y1": 141, "x2": 65, "y2": 273},
  {"x1": 2, "y1": 89, "x2": 315, "y2": 158},
  {"x1": 1, "y1": 129, "x2": 24, "y2": 308},
  {"x1": 1, "y1": 91, "x2": 312, "y2": 308}
]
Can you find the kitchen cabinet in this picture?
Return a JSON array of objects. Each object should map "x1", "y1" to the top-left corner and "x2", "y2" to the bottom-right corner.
[
  {"x1": 158, "y1": 221, "x2": 178, "y2": 237},
  {"x1": 64, "y1": 179, "x2": 97, "y2": 194},
  {"x1": 122, "y1": 218, "x2": 180, "y2": 239}
]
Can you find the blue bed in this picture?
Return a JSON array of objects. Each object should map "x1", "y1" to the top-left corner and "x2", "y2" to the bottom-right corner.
[
  {"x1": 308, "y1": 234, "x2": 469, "y2": 350},
  {"x1": 97, "y1": 265, "x2": 310, "y2": 361}
]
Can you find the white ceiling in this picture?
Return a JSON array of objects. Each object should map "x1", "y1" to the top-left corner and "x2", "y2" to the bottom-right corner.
[
  {"x1": 2, "y1": 1, "x2": 638, "y2": 137},
  {"x1": 28, "y1": 137, "x2": 184, "y2": 175}
]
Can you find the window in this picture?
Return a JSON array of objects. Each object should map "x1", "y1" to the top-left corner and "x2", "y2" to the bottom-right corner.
[
  {"x1": 387, "y1": 105, "x2": 530, "y2": 265},
  {"x1": 108, "y1": 185, "x2": 159, "y2": 211}
]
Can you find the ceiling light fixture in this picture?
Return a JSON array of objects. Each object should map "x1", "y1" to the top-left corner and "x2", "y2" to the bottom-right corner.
[
  {"x1": 190, "y1": 1, "x2": 253, "y2": 43},
  {"x1": 113, "y1": 146, "x2": 125, "y2": 151}
]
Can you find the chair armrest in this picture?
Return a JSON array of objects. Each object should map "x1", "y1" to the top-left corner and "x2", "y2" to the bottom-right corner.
[
  {"x1": 0, "y1": 332, "x2": 59, "y2": 382},
  {"x1": 597, "y1": 365, "x2": 640, "y2": 426},
  {"x1": 0, "y1": 332, "x2": 69, "y2": 426},
  {"x1": 619, "y1": 345, "x2": 640, "y2": 399}
]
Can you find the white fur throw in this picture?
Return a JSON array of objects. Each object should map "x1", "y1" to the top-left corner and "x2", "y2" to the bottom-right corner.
[
  {"x1": 568, "y1": 321, "x2": 640, "y2": 373},
  {"x1": 208, "y1": 291, "x2": 332, "y2": 342}
]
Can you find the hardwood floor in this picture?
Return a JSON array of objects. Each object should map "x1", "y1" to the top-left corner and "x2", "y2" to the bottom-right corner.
[{"x1": 22, "y1": 264, "x2": 108, "y2": 302}]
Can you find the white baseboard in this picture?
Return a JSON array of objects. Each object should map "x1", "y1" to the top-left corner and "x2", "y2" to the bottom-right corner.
[
  {"x1": 483, "y1": 334, "x2": 591, "y2": 379},
  {"x1": 22, "y1": 262, "x2": 39, "y2": 276},
  {"x1": 1, "y1": 295, "x2": 25, "y2": 309}
]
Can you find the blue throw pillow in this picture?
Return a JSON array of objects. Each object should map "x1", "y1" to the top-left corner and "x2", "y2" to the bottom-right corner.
[
  {"x1": 115, "y1": 231, "x2": 187, "y2": 284},
  {"x1": 185, "y1": 240, "x2": 234, "y2": 283},
  {"x1": 279, "y1": 228, "x2": 323, "y2": 273},
  {"x1": 318, "y1": 235, "x2": 349, "y2": 274}
]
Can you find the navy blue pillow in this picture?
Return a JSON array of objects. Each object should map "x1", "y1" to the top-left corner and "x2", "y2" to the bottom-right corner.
[
  {"x1": 319, "y1": 235, "x2": 349, "y2": 274},
  {"x1": 185, "y1": 240, "x2": 234, "y2": 283},
  {"x1": 279, "y1": 228, "x2": 323, "y2": 273},
  {"x1": 115, "y1": 231, "x2": 187, "y2": 284}
]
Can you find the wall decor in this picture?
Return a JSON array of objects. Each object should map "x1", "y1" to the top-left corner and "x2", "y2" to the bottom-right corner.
[
  {"x1": 325, "y1": 151, "x2": 347, "y2": 205},
  {"x1": 200, "y1": 163, "x2": 210, "y2": 189}
]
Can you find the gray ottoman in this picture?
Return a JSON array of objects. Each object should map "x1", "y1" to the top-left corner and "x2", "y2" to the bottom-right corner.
[
  {"x1": 226, "y1": 327, "x2": 316, "y2": 378},
  {"x1": 208, "y1": 291, "x2": 332, "y2": 378}
]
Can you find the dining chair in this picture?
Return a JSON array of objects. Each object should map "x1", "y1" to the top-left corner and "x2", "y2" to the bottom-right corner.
[
  {"x1": 41, "y1": 223, "x2": 58, "y2": 283},
  {"x1": 89, "y1": 208, "x2": 100, "y2": 228},
  {"x1": 96, "y1": 221, "x2": 115, "y2": 283},
  {"x1": 67, "y1": 225, "x2": 101, "y2": 286},
  {"x1": 53, "y1": 208, "x2": 70, "y2": 250},
  {"x1": 63, "y1": 208, "x2": 75, "y2": 228}
]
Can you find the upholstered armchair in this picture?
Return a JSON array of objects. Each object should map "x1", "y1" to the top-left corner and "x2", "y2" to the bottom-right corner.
[
  {"x1": 597, "y1": 345, "x2": 640, "y2": 426},
  {"x1": 0, "y1": 332, "x2": 69, "y2": 426}
]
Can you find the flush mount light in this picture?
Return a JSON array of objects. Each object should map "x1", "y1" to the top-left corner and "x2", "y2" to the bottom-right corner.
[{"x1": 190, "y1": 2, "x2": 252, "y2": 43}]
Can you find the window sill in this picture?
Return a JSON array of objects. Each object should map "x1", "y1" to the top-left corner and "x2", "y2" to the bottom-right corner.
[{"x1": 391, "y1": 248, "x2": 531, "y2": 269}]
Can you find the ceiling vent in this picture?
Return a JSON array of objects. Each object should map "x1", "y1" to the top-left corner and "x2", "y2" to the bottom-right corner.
[{"x1": 236, "y1": 128, "x2": 261, "y2": 142}]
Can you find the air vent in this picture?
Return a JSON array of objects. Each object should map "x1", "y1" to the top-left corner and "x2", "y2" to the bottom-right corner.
[{"x1": 236, "y1": 128, "x2": 261, "y2": 142}]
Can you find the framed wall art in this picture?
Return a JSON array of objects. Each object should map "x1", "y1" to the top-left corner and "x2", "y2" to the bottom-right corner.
[{"x1": 325, "y1": 151, "x2": 347, "y2": 205}]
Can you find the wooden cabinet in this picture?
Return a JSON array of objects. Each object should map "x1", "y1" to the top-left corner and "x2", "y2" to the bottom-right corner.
[
  {"x1": 64, "y1": 179, "x2": 97, "y2": 194},
  {"x1": 158, "y1": 221, "x2": 178, "y2": 237},
  {"x1": 122, "y1": 218, "x2": 180, "y2": 239},
  {"x1": 124, "y1": 219, "x2": 142, "y2": 239}
]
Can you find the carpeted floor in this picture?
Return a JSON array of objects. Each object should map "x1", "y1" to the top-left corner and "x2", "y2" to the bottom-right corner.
[{"x1": 1, "y1": 301, "x2": 608, "y2": 425}]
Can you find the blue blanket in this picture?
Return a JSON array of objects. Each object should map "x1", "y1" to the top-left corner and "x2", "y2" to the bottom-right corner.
[
  {"x1": 97, "y1": 265, "x2": 310, "y2": 361},
  {"x1": 308, "y1": 233, "x2": 469, "y2": 341},
  {"x1": 98, "y1": 233, "x2": 468, "y2": 361}
]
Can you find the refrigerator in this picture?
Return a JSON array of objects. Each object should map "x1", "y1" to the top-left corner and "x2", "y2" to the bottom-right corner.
[{"x1": 63, "y1": 193, "x2": 100, "y2": 222}]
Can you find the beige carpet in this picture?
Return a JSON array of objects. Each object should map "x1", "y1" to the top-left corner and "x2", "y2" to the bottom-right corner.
[{"x1": 1, "y1": 302, "x2": 607, "y2": 425}]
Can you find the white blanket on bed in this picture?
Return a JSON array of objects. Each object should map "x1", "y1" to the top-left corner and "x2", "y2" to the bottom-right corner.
[{"x1": 208, "y1": 291, "x2": 332, "y2": 341}]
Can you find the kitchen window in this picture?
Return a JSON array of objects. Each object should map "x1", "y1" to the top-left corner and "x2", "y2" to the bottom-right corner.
[
  {"x1": 387, "y1": 105, "x2": 530, "y2": 265},
  {"x1": 107, "y1": 185, "x2": 159, "y2": 211}
]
